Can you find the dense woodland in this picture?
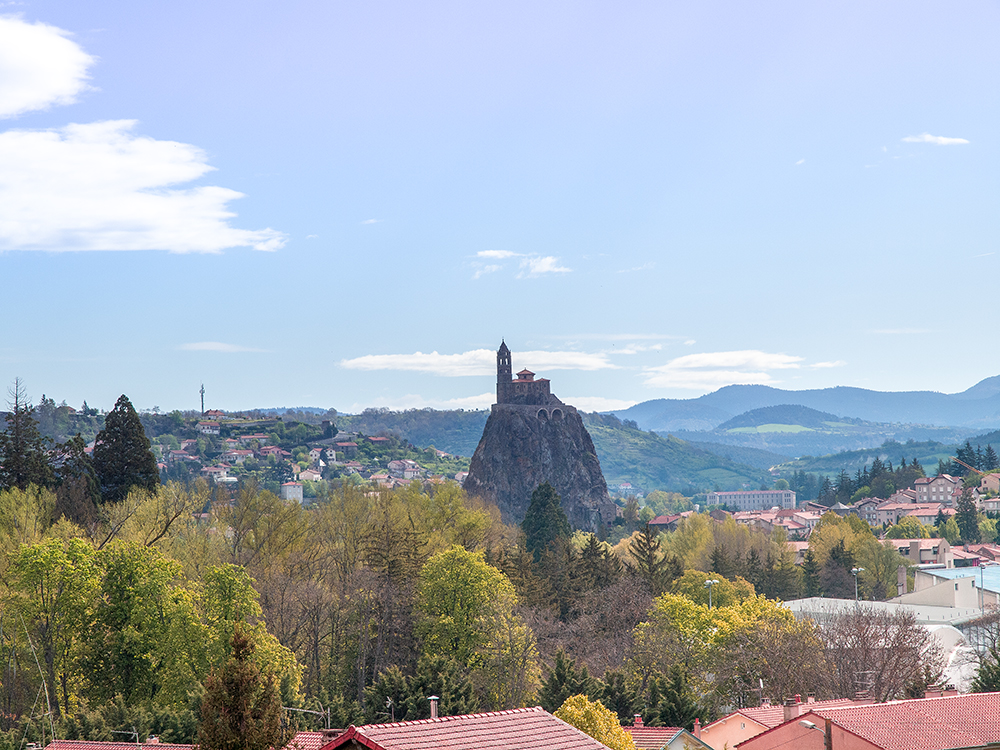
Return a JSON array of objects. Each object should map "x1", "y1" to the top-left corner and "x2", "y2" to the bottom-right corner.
[{"x1": 1, "y1": 385, "x2": 999, "y2": 749}]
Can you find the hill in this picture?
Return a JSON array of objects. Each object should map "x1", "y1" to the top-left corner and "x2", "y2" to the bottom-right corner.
[
  {"x1": 326, "y1": 407, "x2": 767, "y2": 493},
  {"x1": 613, "y1": 377, "x2": 1000, "y2": 432},
  {"x1": 715, "y1": 404, "x2": 860, "y2": 431},
  {"x1": 776, "y1": 440, "x2": 955, "y2": 477}
]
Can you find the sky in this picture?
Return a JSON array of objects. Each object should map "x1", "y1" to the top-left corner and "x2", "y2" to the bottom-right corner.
[{"x1": 0, "y1": 1, "x2": 997, "y2": 415}]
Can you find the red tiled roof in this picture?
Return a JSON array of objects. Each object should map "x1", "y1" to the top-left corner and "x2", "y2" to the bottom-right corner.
[
  {"x1": 623, "y1": 726, "x2": 682, "y2": 749},
  {"x1": 47, "y1": 742, "x2": 192, "y2": 750},
  {"x1": 284, "y1": 731, "x2": 345, "y2": 750},
  {"x1": 802, "y1": 692, "x2": 1000, "y2": 750},
  {"x1": 320, "y1": 707, "x2": 609, "y2": 750},
  {"x1": 738, "y1": 698, "x2": 857, "y2": 728}
]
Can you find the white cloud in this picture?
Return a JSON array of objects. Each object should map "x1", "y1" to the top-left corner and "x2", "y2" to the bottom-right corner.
[
  {"x1": 902, "y1": 133, "x2": 970, "y2": 146},
  {"x1": 473, "y1": 264, "x2": 501, "y2": 279},
  {"x1": 361, "y1": 218, "x2": 380, "y2": 224},
  {"x1": 796, "y1": 159, "x2": 805, "y2": 165},
  {"x1": 179, "y1": 341, "x2": 266, "y2": 353},
  {"x1": 477, "y1": 249, "x2": 518, "y2": 259},
  {"x1": 643, "y1": 350, "x2": 803, "y2": 390},
  {"x1": 0, "y1": 16, "x2": 93, "y2": 118},
  {"x1": 341, "y1": 348, "x2": 615, "y2": 376},
  {"x1": 0, "y1": 120, "x2": 286, "y2": 252},
  {"x1": 347, "y1": 392, "x2": 496, "y2": 413},
  {"x1": 519, "y1": 255, "x2": 570, "y2": 276},
  {"x1": 0, "y1": 17, "x2": 284, "y2": 253},
  {"x1": 810, "y1": 360, "x2": 846, "y2": 369}
]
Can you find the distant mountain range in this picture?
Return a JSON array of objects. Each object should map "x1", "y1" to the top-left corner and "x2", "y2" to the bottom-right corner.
[{"x1": 612, "y1": 376, "x2": 1000, "y2": 432}]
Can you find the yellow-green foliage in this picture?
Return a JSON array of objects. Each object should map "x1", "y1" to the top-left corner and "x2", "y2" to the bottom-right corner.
[
  {"x1": 671, "y1": 570, "x2": 756, "y2": 608},
  {"x1": 884, "y1": 516, "x2": 930, "y2": 539},
  {"x1": 554, "y1": 694, "x2": 636, "y2": 750}
]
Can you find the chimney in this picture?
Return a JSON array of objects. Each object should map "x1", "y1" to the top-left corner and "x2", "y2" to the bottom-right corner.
[
  {"x1": 795, "y1": 694, "x2": 801, "y2": 704},
  {"x1": 145, "y1": 739, "x2": 160, "y2": 745},
  {"x1": 693, "y1": 718, "x2": 701, "y2": 739},
  {"x1": 761, "y1": 697, "x2": 771, "y2": 706},
  {"x1": 782, "y1": 698, "x2": 801, "y2": 722},
  {"x1": 944, "y1": 684, "x2": 958, "y2": 696},
  {"x1": 633, "y1": 714, "x2": 643, "y2": 727},
  {"x1": 428, "y1": 695, "x2": 440, "y2": 719},
  {"x1": 807, "y1": 693, "x2": 816, "y2": 704}
]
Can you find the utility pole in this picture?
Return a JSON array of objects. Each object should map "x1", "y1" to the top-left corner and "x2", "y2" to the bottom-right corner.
[{"x1": 200, "y1": 383, "x2": 205, "y2": 415}]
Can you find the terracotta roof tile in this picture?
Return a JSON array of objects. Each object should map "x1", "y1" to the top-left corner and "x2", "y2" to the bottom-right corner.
[
  {"x1": 321, "y1": 707, "x2": 609, "y2": 750},
  {"x1": 623, "y1": 726, "x2": 682, "y2": 749},
  {"x1": 807, "y1": 692, "x2": 1000, "y2": 750},
  {"x1": 47, "y1": 742, "x2": 193, "y2": 750},
  {"x1": 739, "y1": 698, "x2": 857, "y2": 728}
]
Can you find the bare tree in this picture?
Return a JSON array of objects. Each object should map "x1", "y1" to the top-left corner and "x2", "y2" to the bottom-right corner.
[{"x1": 819, "y1": 605, "x2": 944, "y2": 701}]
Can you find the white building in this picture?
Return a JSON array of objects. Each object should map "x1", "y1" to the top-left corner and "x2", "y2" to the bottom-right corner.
[{"x1": 706, "y1": 489, "x2": 796, "y2": 511}]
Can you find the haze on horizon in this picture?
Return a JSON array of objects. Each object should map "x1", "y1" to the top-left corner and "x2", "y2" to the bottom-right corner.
[{"x1": 0, "y1": 1, "x2": 996, "y2": 414}]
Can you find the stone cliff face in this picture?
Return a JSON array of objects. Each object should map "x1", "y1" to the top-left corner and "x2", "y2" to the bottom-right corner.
[{"x1": 463, "y1": 404, "x2": 615, "y2": 530}]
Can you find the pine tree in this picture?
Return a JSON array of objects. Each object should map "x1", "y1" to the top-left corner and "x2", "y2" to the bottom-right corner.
[
  {"x1": 93, "y1": 395, "x2": 160, "y2": 504},
  {"x1": 0, "y1": 379, "x2": 55, "y2": 491},
  {"x1": 956, "y1": 488, "x2": 981, "y2": 544},
  {"x1": 986, "y1": 445, "x2": 999, "y2": 472},
  {"x1": 198, "y1": 626, "x2": 283, "y2": 750},
  {"x1": 522, "y1": 482, "x2": 570, "y2": 560},
  {"x1": 538, "y1": 649, "x2": 596, "y2": 713},
  {"x1": 598, "y1": 669, "x2": 637, "y2": 724},
  {"x1": 645, "y1": 666, "x2": 701, "y2": 731},
  {"x1": 802, "y1": 549, "x2": 821, "y2": 597},
  {"x1": 630, "y1": 524, "x2": 681, "y2": 595}
]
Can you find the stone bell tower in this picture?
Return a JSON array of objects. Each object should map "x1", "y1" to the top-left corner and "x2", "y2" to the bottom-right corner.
[{"x1": 496, "y1": 340, "x2": 513, "y2": 404}]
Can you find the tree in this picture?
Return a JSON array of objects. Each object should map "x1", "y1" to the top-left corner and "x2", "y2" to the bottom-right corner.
[
  {"x1": 538, "y1": 649, "x2": 596, "y2": 713},
  {"x1": 802, "y1": 549, "x2": 821, "y2": 597},
  {"x1": 554, "y1": 695, "x2": 637, "y2": 750},
  {"x1": 522, "y1": 482, "x2": 570, "y2": 560},
  {"x1": 939, "y1": 516, "x2": 961, "y2": 544},
  {"x1": 198, "y1": 625, "x2": 283, "y2": 750},
  {"x1": 819, "y1": 605, "x2": 943, "y2": 702},
  {"x1": 93, "y1": 395, "x2": 160, "y2": 504},
  {"x1": 645, "y1": 665, "x2": 701, "y2": 731},
  {"x1": 0, "y1": 379, "x2": 54, "y2": 491},
  {"x1": 885, "y1": 516, "x2": 930, "y2": 539},
  {"x1": 956, "y1": 489, "x2": 981, "y2": 543},
  {"x1": 629, "y1": 525, "x2": 682, "y2": 595}
]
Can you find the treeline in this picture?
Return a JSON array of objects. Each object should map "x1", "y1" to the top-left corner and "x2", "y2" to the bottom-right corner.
[
  {"x1": 940, "y1": 440, "x2": 1000, "y2": 477},
  {"x1": 787, "y1": 455, "x2": 927, "y2": 506}
]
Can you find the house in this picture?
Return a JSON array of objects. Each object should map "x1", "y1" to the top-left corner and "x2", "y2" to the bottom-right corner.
[
  {"x1": 222, "y1": 449, "x2": 254, "y2": 465},
  {"x1": 649, "y1": 514, "x2": 683, "y2": 533},
  {"x1": 885, "y1": 488, "x2": 918, "y2": 505},
  {"x1": 914, "y1": 474, "x2": 962, "y2": 505},
  {"x1": 299, "y1": 468, "x2": 323, "y2": 482},
  {"x1": 981, "y1": 472, "x2": 1000, "y2": 494},
  {"x1": 335, "y1": 441, "x2": 359, "y2": 458},
  {"x1": 874, "y1": 502, "x2": 945, "y2": 527},
  {"x1": 203, "y1": 409, "x2": 227, "y2": 420},
  {"x1": 626, "y1": 716, "x2": 712, "y2": 749},
  {"x1": 888, "y1": 538, "x2": 953, "y2": 566},
  {"x1": 239, "y1": 432, "x2": 272, "y2": 446},
  {"x1": 699, "y1": 695, "x2": 858, "y2": 750},
  {"x1": 45, "y1": 741, "x2": 193, "y2": 750},
  {"x1": 200, "y1": 465, "x2": 229, "y2": 482},
  {"x1": 706, "y1": 490, "x2": 796, "y2": 511},
  {"x1": 851, "y1": 498, "x2": 880, "y2": 525},
  {"x1": 180, "y1": 438, "x2": 198, "y2": 451},
  {"x1": 737, "y1": 691, "x2": 1000, "y2": 750},
  {"x1": 319, "y1": 706, "x2": 610, "y2": 750},
  {"x1": 904, "y1": 505, "x2": 954, "y2": 526},
  {"x1": 366, "y1": 436, "x2": 391, "y2": 445},
  {"x1": 308, "y1": 447, "x2": 324, "y2": 463},
  {"x1": 388, "y1": 459, "x2": 422, "y2": 479},
  {"x1": 455, "y1": 471, "x2": 468, "y2": 484},
  {"x1": 197, "y1": 421, "x2": 220, "y2": 435},
  {"x1": 280, "y1": 481, "x2": 304, "y2": 502}
]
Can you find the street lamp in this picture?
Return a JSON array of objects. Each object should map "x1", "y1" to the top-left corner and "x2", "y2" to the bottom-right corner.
[
  {"x1": 704, "y1": 578, "x2": 720, "y2": 609},
  {"x1": 800, "y1": 718, "x2": 833, "y2": 749},
  {"x1": 851, "y1": 567, "x2": 865, "y2": 601}
]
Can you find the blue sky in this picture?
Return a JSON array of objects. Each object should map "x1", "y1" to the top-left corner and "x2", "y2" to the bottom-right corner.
[{"x1": 0, "y1": 1, "x2": 997, "y2": 415}]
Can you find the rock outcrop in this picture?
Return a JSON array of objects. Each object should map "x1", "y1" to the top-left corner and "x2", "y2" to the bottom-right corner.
[{"x1": 463, "y1": 342, "x2": 615, "y2": 529}]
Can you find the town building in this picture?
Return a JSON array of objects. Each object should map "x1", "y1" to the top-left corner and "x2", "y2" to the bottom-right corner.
[
  {"x1": 914, "y1": 474, "x2": 962, "y2": 504},
  {"x1": 706, "y1": 490, "x2": 796, "y2": 512}
]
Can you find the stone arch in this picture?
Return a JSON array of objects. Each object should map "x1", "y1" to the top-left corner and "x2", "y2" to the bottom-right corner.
[
  {"x1": 551, "y1": 408, "x2": 563, "y2": 421},
  {"x1": 537, "y1": 409, "x2": 548, "y2": 421}
]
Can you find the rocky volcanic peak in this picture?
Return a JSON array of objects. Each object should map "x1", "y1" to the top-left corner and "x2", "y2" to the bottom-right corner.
[{"x1": 463, "y1": 404, "x2": 615, "y2": 530}]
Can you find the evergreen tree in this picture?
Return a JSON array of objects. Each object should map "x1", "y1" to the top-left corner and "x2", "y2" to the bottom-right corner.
[
  {"x1": 630, "y1": 524, "x2": 682, "y2": 595},
  {"x1": 820, "y1": 540, "x2": 856, "y2": 598},
  {"x1": 54, "y1": 433, "x2": 101, "y2": 525},
  {"x1": 598, "y1": 669, "x2": 637, "y2": 724},
  {"x1": 644, "y1": 666, "x2": 700, "y2": 731},
  {"x1": 93, "y1": 395, "x2": 160, "y2": 504},
  {"x1": 0, "y1": 379, "x2": 55, "y2": 491},
  {"x1": 402, "y1": 654, "x2": 477, "y2": 720},
  {"x1": 709, "y1": 545, "x2": 736, "y2": 580},
  {"x1": 972, "y1": 657, "x2": 1000, "y2": 693},
  {"x1": 802, "y1": 549, "x2": 821, "y2": 597},
  {"x1": 986, "y1": 445, "x2": 999, "y2": 472},
  {"x1": 198, "y1": 626, "x2": 283, "y2": 750},
  {"x1": 956, "y1": 488, "x2": 981, "y2": 543},
  {"x1": 538, "y1": 649, "x2": 596, "y2": 713},
  {"x1": 578, "y1": 534, "x2": 623, "y2": 590},
  {"x1": 522, "y1": 482, "x2": 570, "y2": 560}
]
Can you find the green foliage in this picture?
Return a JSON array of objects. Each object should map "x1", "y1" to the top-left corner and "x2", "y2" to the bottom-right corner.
[
  {"x1": 538, "y1": 649, "x2": 596, "y2": 713},
  {"x1": 885, "y1": 516, "x2": 931, "y2": 539},
  {"x1": 554, "y1": 695, "x2": 637, "y2": 750},
  {"x1": 629, "y1": 525, "x2": 683, "y2": 595},
  {"x1": 670, "y1": 570, "x2": 755, "y2": 608},
  {"x1": 0, "y1": 380, "x2": 55, "y2": 491},
  {"x1": 939, "y1": 516, "x2": 961, "y2": 544},
  {"x1": 94, "y1": 395, "x2": 160, "y2": 504},
  {"x1": 644, "y1": 665, "x2": 701, "y2": 731},
  {"x1": 198, "y1": 626, "x2": 283, "y2": 750},
  {"x1": 956, "y1": 488, "x2": 982, "y2": 543},
  {"x1": 522, "y1": 483, "x2": 570, "y2": 560}
]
